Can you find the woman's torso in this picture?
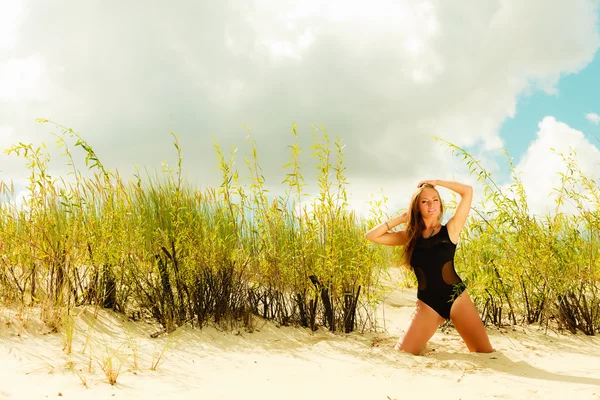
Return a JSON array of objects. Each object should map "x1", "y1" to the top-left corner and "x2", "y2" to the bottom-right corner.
[{"x1": 410, "y1": 225, "x2": 462, "y2": 291}]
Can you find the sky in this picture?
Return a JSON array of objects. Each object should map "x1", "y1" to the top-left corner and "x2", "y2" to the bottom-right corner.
[{"x1": 1, "y1": 0, "x2": 599, "y2": 217}]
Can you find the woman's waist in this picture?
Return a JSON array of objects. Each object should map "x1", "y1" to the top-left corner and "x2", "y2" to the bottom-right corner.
[{"x1": 417, "y1": 280, "x2": 466, "y2": 296}]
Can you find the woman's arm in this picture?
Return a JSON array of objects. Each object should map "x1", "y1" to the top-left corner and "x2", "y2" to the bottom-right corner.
[
  {"x1": 419, "y1": 179, "x2": 472, "y2": 243},
  {"x1": 365, "y1": 212, "x2": 409, "y2": 246}
]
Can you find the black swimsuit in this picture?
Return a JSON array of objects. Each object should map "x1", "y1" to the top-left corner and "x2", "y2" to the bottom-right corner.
[{"x1": 410, "y1": 225, "x2": 466, "y2": 319}]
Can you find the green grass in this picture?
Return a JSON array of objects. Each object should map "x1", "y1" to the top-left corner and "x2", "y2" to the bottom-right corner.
[{"x1": 0, "y1": 120, "x2": 597, "y2": 336}]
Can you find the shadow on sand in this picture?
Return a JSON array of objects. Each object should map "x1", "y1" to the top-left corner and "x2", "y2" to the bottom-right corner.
[{"x1": 431, "y1": 350, "x2": 600, "y2": 387}]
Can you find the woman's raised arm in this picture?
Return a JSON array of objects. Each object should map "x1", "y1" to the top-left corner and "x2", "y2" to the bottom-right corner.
[
  {"x1": 365, "y1": 212, "x2": 409, "y2": 246},
  {"x1": 429, "y1": 180, "x2": 472, "y2": 243}
]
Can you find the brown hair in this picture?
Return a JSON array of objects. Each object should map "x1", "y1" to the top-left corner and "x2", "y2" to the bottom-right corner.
[{"x1": 402, "y1": 184, "x2": 444, "y2": 268}]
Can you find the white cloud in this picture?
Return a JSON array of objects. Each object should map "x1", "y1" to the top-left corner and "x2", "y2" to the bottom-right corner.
[
  {"x1": 586, "y1": 112, "x2": 600, "y2": 125},
  {"x1": 0, "y1": 0, "x2": 24, "y2": 51},
  {"x1": 0, "y1": 0, "x2": 597, "y2": 210},
  {"x1": 0, "y1": 1, "x2": 42, "y2": 103},
  {"x1": 0, "y1": 55, "x2": 44, "y2": 100},
  {"x1": 515, "y1": 116, "x2": 600, "y2": 215},
  {"x1": 0, "y1": 126, "x2": 12, "y2": 144}
]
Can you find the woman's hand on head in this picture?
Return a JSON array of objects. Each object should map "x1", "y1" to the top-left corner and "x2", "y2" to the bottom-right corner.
[{"x1": 417, "y1": 179, "x2": 438, "y2": 188}]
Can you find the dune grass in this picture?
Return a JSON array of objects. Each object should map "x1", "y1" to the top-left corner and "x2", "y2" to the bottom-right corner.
[{"x1": 0, "y1": 120, "x2": 598, "y2": 337}]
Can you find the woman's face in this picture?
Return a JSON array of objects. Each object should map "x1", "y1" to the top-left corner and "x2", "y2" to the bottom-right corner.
[{"x1": 417, "y1": 187, "x2": 441, "y2": 220}]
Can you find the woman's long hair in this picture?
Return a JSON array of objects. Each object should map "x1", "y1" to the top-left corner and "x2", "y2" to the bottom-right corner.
[{"x1": 402, "y1": 184, "x2": 444, "y2": 268}]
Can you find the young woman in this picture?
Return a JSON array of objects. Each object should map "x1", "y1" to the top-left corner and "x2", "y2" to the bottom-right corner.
[{"x1": 365, "y1": 179, "x2": 493, "y2": 355}]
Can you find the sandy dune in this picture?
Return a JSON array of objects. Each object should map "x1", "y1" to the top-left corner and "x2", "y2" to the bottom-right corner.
[{"x1": 1, "y1": 274, "x2": 599, "y2": 399}]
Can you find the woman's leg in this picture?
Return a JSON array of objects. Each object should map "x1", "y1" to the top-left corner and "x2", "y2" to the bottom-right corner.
[
  {"x1": 395, "y1": 300, "x2": 445, "y2": 355},
  {"x1": 449, "y1": 290, "x2": 493, "y2": 353}
]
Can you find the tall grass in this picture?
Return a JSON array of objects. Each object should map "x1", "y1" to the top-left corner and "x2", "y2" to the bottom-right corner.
[
  {"x1": 1, "y1": 121, "x2": 597, "y2": 336},
  {"x1": 439, "y1": 139, "x2": 600, "y2": 335},
  {"x1": 0, "y1": 120, "x2": 392, "y2": 334}
]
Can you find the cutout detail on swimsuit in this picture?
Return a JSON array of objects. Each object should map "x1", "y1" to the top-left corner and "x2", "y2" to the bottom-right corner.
[{"x1": 442, "y1": 261, "x2": 460, "y2": 285}]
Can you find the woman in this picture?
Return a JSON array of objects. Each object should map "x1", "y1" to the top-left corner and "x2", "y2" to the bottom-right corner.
[{"x1": 365, "y1": 179, "x2": 493, "y2": 355}]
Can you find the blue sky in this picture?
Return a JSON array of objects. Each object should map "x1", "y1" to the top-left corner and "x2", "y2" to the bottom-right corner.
[{"x1": 501, "y1": 49, "x2": 600, "y2": 161}]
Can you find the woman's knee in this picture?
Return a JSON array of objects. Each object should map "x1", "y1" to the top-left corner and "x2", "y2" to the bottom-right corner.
[
  {"x1": 396, "y1": 340, "x2": 423, "y2": 355},
  {"x1": 472, "y1": 342, "x2": 494, "y2": 353}
]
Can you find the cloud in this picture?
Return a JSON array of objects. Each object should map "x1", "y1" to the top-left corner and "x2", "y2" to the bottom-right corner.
[
  {"x1": 0, "y1": 0, "x2": 598, "y2": 216},
  {"x1": 0, "y1": 0, "x2": 24, "y2": 51},
  {"x1": 0, "y1": 55, "x2": 44, "y2": 100},
  {"x1": 586, "y1": 112, "x2": 600, "y2": 125},
  {"x1": 515, "y1": 116, "x2": 600, "y2": 215}
]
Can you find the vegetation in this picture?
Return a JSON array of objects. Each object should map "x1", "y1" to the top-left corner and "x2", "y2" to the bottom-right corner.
[
  {"x1": 443, "y1": 140, "x2": 600, "y2": 335},
  {"x1": 0, "y1": 120, "x2": 391, "y2": 336},
  {"x1": 0, "y1": 121, "x2": 598, "y2": 338}
]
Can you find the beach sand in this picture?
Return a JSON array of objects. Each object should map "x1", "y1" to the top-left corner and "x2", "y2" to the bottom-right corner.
[{"x1": 1, "y1": 272, "x2": 599, "y2": 399}]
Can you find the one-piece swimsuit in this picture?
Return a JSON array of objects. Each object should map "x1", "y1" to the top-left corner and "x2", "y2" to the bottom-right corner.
[{"x1": 410, "y1": 225, "x2": 466, "y2": 319}]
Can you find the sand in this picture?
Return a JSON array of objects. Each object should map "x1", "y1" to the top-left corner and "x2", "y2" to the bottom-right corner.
[{"x1": 1, "y1": 275, "x2": 599, "y2": 399}]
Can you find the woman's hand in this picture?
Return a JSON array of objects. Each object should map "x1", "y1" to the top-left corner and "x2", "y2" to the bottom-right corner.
[
  {"x1": 417, "y1": 179, "x2": 438, "y2": 188},
  {"x1": 388, "y1": 211, "x2": 408, "y2": 227},
  {"x1": 397, "y1": 211, "x2": 409, "y2": 224},
  {"x1": 365, "y1": 211, "x2": 409, "y2": 246}
]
